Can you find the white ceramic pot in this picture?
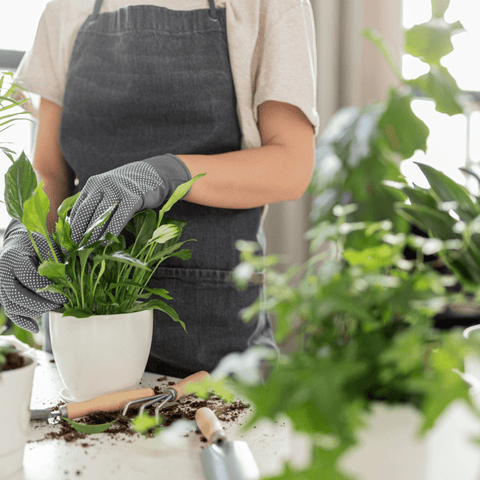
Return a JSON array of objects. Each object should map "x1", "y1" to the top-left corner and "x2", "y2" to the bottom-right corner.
[
  {"x1": 49, "y1": 309, "x2": 153, "y2": 402},
  {"x1": 339, "y1": 401, "x2": 480, "y2": 480},
  {"x1": 0, "y1": 337, "x2": 36, "y2": 479},
  {"x1": 463, "y1": 325, "x2": 480, "y2": 381}
]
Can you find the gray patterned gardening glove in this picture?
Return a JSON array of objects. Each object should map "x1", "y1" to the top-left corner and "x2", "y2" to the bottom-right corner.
[
  {"x1": 0, "y1": 220, "x2": 67, "y2": 333},
  {"x1": 68, "y1": 154, "x2": 191, "y2": 244}
]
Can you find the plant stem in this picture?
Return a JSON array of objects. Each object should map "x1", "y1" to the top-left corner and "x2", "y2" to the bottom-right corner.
[{"x1": 27, "y1": 231, "x2": 44, "y2": 263}]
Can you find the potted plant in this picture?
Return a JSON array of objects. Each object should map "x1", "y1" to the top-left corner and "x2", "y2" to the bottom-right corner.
[
  {"x1": 0, "y1": 335, "x2": 36, "y2": 479},
  {"x1": 183, "y1": 3, "x2": 480, "y2": 478},
  {"x1": 2, "y1": 148, "x2": 204, "y2": 401},
  {"x1": 1, "y1": 70, "x2": 205, "y2": 400}
]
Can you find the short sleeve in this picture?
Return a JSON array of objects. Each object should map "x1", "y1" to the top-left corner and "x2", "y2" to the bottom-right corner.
[
  {"x1": 253, "y1": 0, "x2": 319, "y2": 139},
  {"x1": 14, "y1": 4, "x2": 64, "y2": 106}
]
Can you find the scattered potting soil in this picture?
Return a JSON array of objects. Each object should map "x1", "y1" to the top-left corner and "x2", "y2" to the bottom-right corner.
[
  {"x1": 35, "y1": 393, "x2": 250, "y2": 445},
  {"x1": 1, "y1": 351, "x2": 25, "y2": 371}
]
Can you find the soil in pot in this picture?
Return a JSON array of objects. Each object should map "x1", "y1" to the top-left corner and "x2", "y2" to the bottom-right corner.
[{"x1": 1, "y1": 350, "x2": 25, "y2": 372}]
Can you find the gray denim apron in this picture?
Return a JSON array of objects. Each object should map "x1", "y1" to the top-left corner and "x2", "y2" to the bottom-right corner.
[{"x1": 43, "y1": 0, "x2": 277, "y2": 377}]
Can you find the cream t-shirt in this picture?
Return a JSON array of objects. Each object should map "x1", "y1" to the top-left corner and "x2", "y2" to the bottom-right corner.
[{"x1": 15, "y1": 0, "x2": 319, "y2": 149}]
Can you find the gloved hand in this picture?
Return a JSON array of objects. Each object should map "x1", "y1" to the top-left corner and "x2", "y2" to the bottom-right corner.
[
  {"x1": 69, "y1": 154, "x2": 191, "y2": 244},
  {"x1": 0, "y1": 221, "x2": 67, "y2": 333}
]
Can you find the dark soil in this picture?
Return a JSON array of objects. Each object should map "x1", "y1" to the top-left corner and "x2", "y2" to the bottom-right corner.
[
  {"x1": 35, "y1": 391, "x2": 250, "y2": 445},
  {"x1": 1, "y1": 350, "x2": 25, "y2": 371}
]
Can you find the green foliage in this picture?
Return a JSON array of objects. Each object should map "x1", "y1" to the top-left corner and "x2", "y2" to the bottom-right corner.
[
  {"x1": 200, "y1": 6, "x2": 478, "y2": 478},
  {"x1": 312, "y1": 8, "x2": 466, "y2": 249},
  {"x1": 2, "y1": 149, "x2": 205, "y2": 324},
  {"x1": 394, "y1": 162, "x2": 480, "y2": 294},
  {"x1": 226, "y1": 212, "x2": 477, "y2": 478},
  {"x1": 62, "y1": 417, "x2": 118, "y2": 434},
  {"x1": 0, "y1": 72, "x2": 31, "y2": 161}
]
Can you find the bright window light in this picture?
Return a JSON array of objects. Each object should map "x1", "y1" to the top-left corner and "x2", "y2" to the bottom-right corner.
[{"x1": 400, "y1": 0, "x2": 480, "y2": 190}]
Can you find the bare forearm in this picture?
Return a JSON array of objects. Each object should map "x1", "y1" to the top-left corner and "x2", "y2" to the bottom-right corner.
[
  {"x1": 178, "y1": 143, "x2": 314, "y2": 209},
  {"x1": 36, "y1": 172, "x2": 69, "y2": 232}
]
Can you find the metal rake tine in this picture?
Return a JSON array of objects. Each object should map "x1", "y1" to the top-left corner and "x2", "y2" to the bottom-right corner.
[
  {"x1": 138, "y1": 393, "x2": 169, "y2": 418},
  {"x1": 154, "y1": 396, "x2": 172, "y2": 423},
  {"x1": 122, "y1": 393, "x2": 167, "y2": 416}
]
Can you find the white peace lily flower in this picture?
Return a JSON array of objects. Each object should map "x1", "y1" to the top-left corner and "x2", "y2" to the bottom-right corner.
[{"x1": 150, "y1": 224, "x2": 179, "y2": 244}]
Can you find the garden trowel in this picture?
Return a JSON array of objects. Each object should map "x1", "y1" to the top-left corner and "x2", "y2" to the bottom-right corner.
[{"x1": 196, "y1": 407, "x2": 260, "y2": 480}]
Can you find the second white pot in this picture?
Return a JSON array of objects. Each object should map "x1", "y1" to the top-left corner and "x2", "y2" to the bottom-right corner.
[
  {"x1": 50, "y1": 309, "x2": 153, "y2": 402},
  {"x1": 0, "y1": 337, "x2": 36, "y2": 479}
]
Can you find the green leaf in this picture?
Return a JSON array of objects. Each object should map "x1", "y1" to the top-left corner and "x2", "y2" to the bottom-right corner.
[
  {"x1": 38, "y1": 261, "x2": 66, "y2": 281},
  {"x1": 344, "y1": 244, "x2": 398, "y2": 271},
  {"x1": 107, "y1": 281, "x2": 172, "y2": 300},
  {"x1": 62, "y1": 417, "x2": 118, "y2": 434},
  {"x1": 22, "y1": 182, "x2": 50, "y2": 238},
  {"x1": 405, "y1": 20, "x2": 465, "y2": 65},
  {"x1": 78, "y1": 203, "x2": 117, "y2": 247},
  {"x1": 130, "y1": 412, "x2": 163, "y2": 435},
  {"x1": 396, "y1": 203, "x2": 457, "y2": 240},
  {"x1": 57, "y1": 192, "x2": 81, "y2": 221},
  {"x1": 378, "y1": 89, "x2": 429, "y2": 159},
  {"x1": 158, "y1": 173, "x2": 206, "y2": 219},
  {"x1": 129, "y1": 299, "x2": 186, "y2": 332},
  {"x1": 169, "y1": 249, "x2": 192, "y2": 261},
  {"x1": 126, "y1": 209, "x2": 157, "y2": 253},
  {"x1": 431, "y1": 0, "x2": 450, "y2": 18},
  {"x1": 331, "y1": 105, "x2": 383, "y2": 168},
  {"x1": 362, "y1": 28, "x2": 403, "y2": 81},
  {"x1": 62, "y1": 308, "x2": 94, "y2": 318},
  {"x1": 411, "y1": 65, "x2": 463, "y2": 115},
  {"x1": 184, "y1": 377, "x2": 236, "y2": 403},
  {"x1": 398, "y1": 185, "x2": 438, "y2": 210},
  {"x1": 415, "y1": 162, "x2": 479, "y2": 220},
  {"x1": 93, "y1": 252, "x2": 150, "y2": 270},
  {"x1": 4, "y1": 151, "x2": 37, "y2": 222},
  {"x1": 146, "y1": 240, "x2": 195, "y2": 265}
]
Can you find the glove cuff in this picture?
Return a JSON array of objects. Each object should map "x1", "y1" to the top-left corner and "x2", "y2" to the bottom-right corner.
[{"x1": 141, "y1": 154, "x2": 192, "y2": 208}]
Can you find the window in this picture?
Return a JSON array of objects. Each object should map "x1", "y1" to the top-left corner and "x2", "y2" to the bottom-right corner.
[
  {"x1": 0, "y1": 1, "x2": 48, "y2": 230},
  {"x1": 401, "y1": 0, "x2": 480, "y2": 192}
]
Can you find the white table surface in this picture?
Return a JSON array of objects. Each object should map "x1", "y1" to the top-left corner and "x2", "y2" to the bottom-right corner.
[{"x1": 10, "y1": 351, "x2": 305, "y2": 480}]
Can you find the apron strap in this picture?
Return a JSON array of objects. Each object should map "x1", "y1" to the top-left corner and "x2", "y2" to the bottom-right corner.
[
  {"x1": 91, "y1": 0, "x2": 215, "y2": 22},
  {"x1": 207, "y1": 0, "x2": 218, "y2": 21},
  {"x1": 91, "y1": 0, "x2": 104, "y2": 21}
]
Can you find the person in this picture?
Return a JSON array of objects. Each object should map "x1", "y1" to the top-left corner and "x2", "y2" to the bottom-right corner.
[{"x1": 0, "y1": 0, "x2": 319, "y2": 377}]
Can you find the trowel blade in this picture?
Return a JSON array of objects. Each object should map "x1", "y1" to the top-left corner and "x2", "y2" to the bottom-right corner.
[{"x1": 199, "y1": 440, "x2": 260, "y2": 480}]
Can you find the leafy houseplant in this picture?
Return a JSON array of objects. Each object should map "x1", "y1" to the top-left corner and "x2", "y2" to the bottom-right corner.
[
  {"x1": 2, "y1": 150, "x2": 204, "y2": 400},
  {"x1": 181, "y1": 2, "x2": 480, "y2": 478},
  {"x1": 4, "y1": 152, "x2": 204, "y2": 325},
  {"x1": 392, "y1": 162, "x2": 480, "y2": 307},
  {"x1": 312, "y1": 4, "x2": 466, "y2": 251},
  {"x1": 1, "y1": 72, "x2": 205, "y2": 399}
]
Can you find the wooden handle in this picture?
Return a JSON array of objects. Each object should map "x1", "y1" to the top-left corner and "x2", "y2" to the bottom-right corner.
[
  {"x1": 171, "y1": 370, "x2": 209, "y2": 401},
  {"x1": 65, "y1": 387, "x2": 155, "y2": 419},
  {"x1": 195, "y1": 407, "x2": 224, "y2": 443}
]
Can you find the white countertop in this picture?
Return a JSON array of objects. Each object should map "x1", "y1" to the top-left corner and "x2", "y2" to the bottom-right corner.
[{"x1": 10, "y1": 351, "x2": 305, "y2": 480}]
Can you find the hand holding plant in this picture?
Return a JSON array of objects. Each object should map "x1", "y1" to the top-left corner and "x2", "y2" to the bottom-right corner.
[{"x1": 1, "y1": 149, "x2": 205, "y2": 332}]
